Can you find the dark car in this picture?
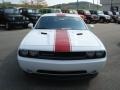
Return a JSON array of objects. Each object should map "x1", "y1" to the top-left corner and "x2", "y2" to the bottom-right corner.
[
  {"x1": 90, "y1": 10, "x2": 111, "y2": 23},
  {"x1": 19, "y1": 8, "x2": 41, "y2": 25},
  {"x1": 77, "y1": 10, "x2": 99, "y2": 24},
  {"x1": 0, "y1": 7, "x2": 29, "y2": 30},
  {"x1": 103, "y1": 11, "x2": 116, "y2": 23}
]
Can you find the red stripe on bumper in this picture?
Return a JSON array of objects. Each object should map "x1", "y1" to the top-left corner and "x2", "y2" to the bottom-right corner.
[{"x1": 55, "y1": 30, "x2": 70, "y2": 52}]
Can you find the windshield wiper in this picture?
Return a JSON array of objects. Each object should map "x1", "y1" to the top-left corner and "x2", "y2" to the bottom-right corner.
[{"x1": 35, "y1": 27, "x2": 49, "y2": 29}]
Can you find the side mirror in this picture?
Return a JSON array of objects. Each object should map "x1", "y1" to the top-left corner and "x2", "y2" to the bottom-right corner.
[{"x1": 28, "y1": 23, "x2": 33, "y2": 29}]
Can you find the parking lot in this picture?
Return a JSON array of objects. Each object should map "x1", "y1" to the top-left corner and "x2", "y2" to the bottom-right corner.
[{"x1": 0, "y1": 23, "x2": 120, "y2": 90}]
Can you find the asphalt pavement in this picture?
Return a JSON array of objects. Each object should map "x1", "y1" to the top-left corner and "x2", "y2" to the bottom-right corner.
[{"x1": 0, "y1": 23, "x2": 120, "y2": 90}]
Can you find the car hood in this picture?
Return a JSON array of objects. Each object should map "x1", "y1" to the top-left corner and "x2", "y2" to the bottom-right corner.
[
  {"x1": 19, "y1": 29, "x2": 105, "y2": 51},
  {"x1": 29, "y1": 13, "x2": 41, "y2": 17},
  {"x1": 7, "y1": 14, "x2": 23, "y2": 17},
  {"x1": 99, "y1": 14, "x2": 110, "y2": 17}
]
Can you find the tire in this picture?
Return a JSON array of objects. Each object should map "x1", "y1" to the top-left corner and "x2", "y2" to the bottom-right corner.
[
  {"x1": 111, "y1": 19, "x2": 114, "y2": 23},
  {"x1": 99, "y1": 18, "x2": 105, "y2": 23},
  {"x1": 89, "y1": 73, "x2": 98, "y2": 78},
  {"x1": 23, "y1": 71, "x2": 35, "y2": 77},
  {"x1": 86, "y1": 19, "x2": 91, "y2": 24},
  {"x1": 5, "y1": 23, "x2": 11, "y2": 30},
  {"x1": 118, "y1": 22, "x2": 120, "y2": 24},
  {"x1": 23, "y1": 24, "x2": 28, "y2": 28},
  {"x1": 93, "y1": 20, "x2": 97, "y2": 24}
]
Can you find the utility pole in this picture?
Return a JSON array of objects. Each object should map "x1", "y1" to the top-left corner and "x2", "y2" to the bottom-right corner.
[
  {"x1": 93, "y1": 0, "x2": 94, "y2": 4},
  {"x1": 88, "y1": 2, "x2": 91, "y2": 9},
  {"x1": 97, "y1": 0, "x2": 99, "y2": 10},
  {"x1": 77, "y1": 0, "x2": 79, "y2": 10},
  {"x1": 93, "y1": 0, "x2": 94, "y2": 10},
  {"x1": 111, "y1": 0, "x2": 113, "y2": 11},
  {"x1": 2, "y1": 0, "x2": 4, "y2": 7},
  {"x1": 2, "y1": 0, "x2": 4, "y2": 3}
]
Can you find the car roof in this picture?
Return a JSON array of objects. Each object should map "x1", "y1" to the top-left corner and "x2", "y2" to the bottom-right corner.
[{"x1": 42, "y1": 13, "x2": 81, "y2": 18}]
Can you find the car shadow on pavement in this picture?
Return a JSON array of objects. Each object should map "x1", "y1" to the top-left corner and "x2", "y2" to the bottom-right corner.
[
  {"x1": 0, "y1": 50, "x2": 93, "y2": 90},
  {"x1": 0, "y1": 27, "x2": 28, "y2": 31}
]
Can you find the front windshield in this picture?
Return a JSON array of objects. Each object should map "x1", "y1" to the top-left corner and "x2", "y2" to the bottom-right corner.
[
  {"x1": 52, "y1": 9, "x2": 61, "y2": 13},
  {"x1": 85, "y1": 10, "x2": 91, "y2": 15},
  {"x1": 28, "y1": 9, "x2": 39, "y2": 14},
  {"x1": 72, "y1": 10, "x2": 78, "y2": 14},
  {"x1": 90, "y1": 11, "x2": 97, "y2": 14},
  {"x1": 35, "y1": 16, "x2": 87, "y2": 30},
  {"x1": 4, "y1": 8, "x2": 19, "y2": 14},
  {"x1": 116, "y1": 12, "x2": 120, "y2": 15},
  {"x1": 108, "y1": 11, "x2": 113, "y2": 15},
  {"x1": 98, "y1": 11, "x2": 104, "y2": 14}
]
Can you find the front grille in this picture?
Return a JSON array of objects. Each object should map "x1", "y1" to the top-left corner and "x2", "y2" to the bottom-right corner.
[
  {"x1": 15, "y1": 17, "x2": 23, "y2": 21},
  {"x1": 36, "y1": 70, "x2": 87, "y2": 75},
  {"x1": 36, "y1": 51, "x2": 87, "y2": 60}
]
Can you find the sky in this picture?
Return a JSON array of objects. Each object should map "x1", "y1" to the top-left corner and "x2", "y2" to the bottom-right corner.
[
  {"x1": 47, "y1": 0, "x2": 100, "y2": 6},
  {"x1": 0, "y1": 0, "x2": 100, "y2": 6}
]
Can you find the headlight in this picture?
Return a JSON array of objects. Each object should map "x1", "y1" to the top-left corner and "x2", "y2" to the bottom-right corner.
[
  {"x1": 19, "y1": 50, "x2": 39, "y2": 57},
  {"x1": 19, "y1": 50, "x2": 28, "y2": 57},
  {"x1": 12, "y1": 17, "x2": 15, "y2": 20},
  {"x1": 96, "y1": 51, "x2": 106, "y2": 58},
  {"x1": 26, "y1": 17, "x2": 29, "y2": 20},
  {"x1": 29, "y1": 50, "x2": 39, "y2": 57},
  {"x1": 86, "y1": 51, "x2": 106, "y2": 59},
  {"x1": 86, "y1": 52, "x2": 95, "y2": 58},
  {"x1": 36, "y1": 16, "x2": 39, "y2": 19},
  {"x1": 23, "y1": 17, "x2": 26, "y2": 20},
  {"x1": 118, "y1": 17, "x2": 120, "y2": 19}
]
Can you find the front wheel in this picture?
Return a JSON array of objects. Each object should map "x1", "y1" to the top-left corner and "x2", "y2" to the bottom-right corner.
[
  {"x1": 99, "y1": 18, "x2": 105, "y2": 23},
  {"x1": 23, "y1": 71, "x2": 35, "y2": 77},
  {"x1": 86, "y1": 19, "x2": 91, "y2": 24},
  {"x1": 23, "y1": 24, "x2": 28, "y2": 28},
  {"x1": 89, "y1": 72, "x2": 98, "y2": 78}
]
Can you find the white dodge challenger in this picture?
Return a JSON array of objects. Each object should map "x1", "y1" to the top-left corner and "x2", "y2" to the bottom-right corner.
[{"x1": 17, "y1": 13, "x2": 107, "y2": 78}]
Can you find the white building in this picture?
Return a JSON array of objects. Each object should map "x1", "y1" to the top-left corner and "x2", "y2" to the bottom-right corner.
[{"x1": 100, "y1": 0, "x2": 120, "y2": 11}]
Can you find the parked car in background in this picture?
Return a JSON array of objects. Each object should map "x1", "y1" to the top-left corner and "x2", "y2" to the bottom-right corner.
[
  {"x1": 39, "y1": 8, "x2": 62, "y2": 14},
  {"x1": 77, "y1": 9, "x2": 99, "y2": 24},
  {"x1": 62, "y1": 9, "x2": 86, "y2": 21},
  {"x1": 90, "y1": 10, "x2": 111, "y2": 23},
  {"x1": 69, "y1": 9, "x2": 78, "y2": 14},
  {"x1": 112, "y1": 11, "x2": 120, "y2": 24},
  {"x1": 61, "y1": 9, "x2": 77, "y2": 14},
  {"x1": 77, "y1": 10, "x2": 86, "y2": 22},
  {"x1": 103, "y1": 11, "x2": 116, "y2": 23},
  {"x1": 17, "y1": 13, "x2": 107, "y2": 79},
  {"x1": 19, "y1": 8, "x2": 41, "y2": 25},
  {"x1": 0, "y1": 7, "x2": 29, "y2": 30},
  {"x1": 61, "y1": 9, "x2": 69, "y2": 13}
]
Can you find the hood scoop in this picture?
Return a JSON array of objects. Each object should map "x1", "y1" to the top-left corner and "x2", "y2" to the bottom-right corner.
[
  {"x1": 77, "y1": 33, "x2": 83, "y2": 35},
  {"x1": 41, "y1": 32, "x2": 47, "y2": 35}
]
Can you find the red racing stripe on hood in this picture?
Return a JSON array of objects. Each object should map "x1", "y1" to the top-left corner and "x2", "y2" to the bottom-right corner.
[{"x1": 55, "y1": 30, "x2": 71, "y2": 52}]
